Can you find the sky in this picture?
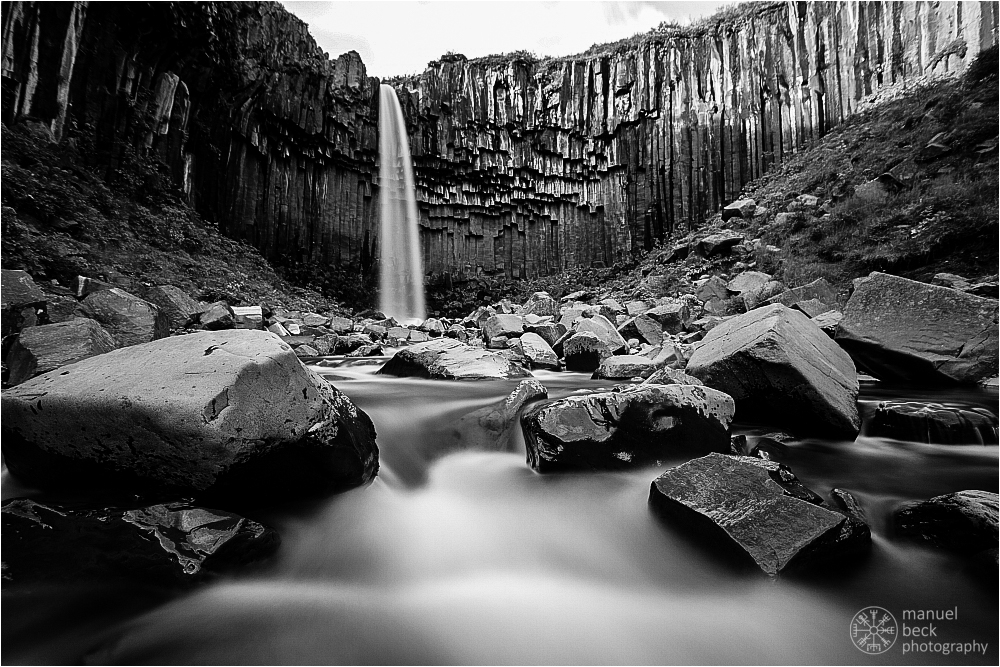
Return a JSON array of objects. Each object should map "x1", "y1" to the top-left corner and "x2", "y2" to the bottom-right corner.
[{"x1": 280, "y1": 1, "x2": 732, "y2": 78}]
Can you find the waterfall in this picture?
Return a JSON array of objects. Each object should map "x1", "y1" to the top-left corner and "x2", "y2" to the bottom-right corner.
[{"x1": 378, "y1": 83, "x2": 425, "y2": 323}]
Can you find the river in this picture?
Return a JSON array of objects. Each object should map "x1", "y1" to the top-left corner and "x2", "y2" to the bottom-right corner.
[{"x1": 2, "y1": 357, "x2": 997, "y2": 665}]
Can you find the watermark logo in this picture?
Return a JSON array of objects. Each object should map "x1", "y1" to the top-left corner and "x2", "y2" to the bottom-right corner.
[{"x1": 850, "y1": 606, "x2": 898, "y2": 655}]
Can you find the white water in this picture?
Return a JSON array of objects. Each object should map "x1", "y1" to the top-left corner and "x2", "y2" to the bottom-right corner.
[{"x1": 378, "y1": 84, "x2": 425, "y2": 322}]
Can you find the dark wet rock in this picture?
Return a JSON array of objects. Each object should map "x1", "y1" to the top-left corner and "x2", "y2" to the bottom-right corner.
[
  {"x1": 645, "y1": 301, "x2": 689, "y2": 334},
  {"x1": 516, "y1": 332, "x2": 560, "y2": 370},
  {"x1": 521, "y1": 384, "x2": 735, "y2": 472},
  {"x1": 562, "y1": 331, "x2": 615, "y2": 372},
  {"x1": 641, "y1": 367, "x2": 704, "y2": 387},
  {"x1": 1, "y1": 330, "x2": 378, "y2": 503},
  {"x1": 440, "y1": 379, "x2": 548, "y2": 453},
  {"x1": 649, "y1": 453, "x2": 871, "y2": 576},
  {"x1": 82, "y1": 288, "x2": 169, "y2": 347},
  {"x1": 592, "y1": 354, "x2": 659, "y2": 380},
  {"x1": 697, "y1": 230, "x2": 745, "y2": 258},
  {"x1": 687, "y1": 304, "x2": 860, "y2": 439},
  {"x1": 764, "y1": 278, "x2": 838, "y2": 310},
  {"x1": 482, "y1": 314, "x2": 525, "y2": 344},
  {"x1": 832, "y1": 488, "x2": 868, "y2": 523},
  {"x1": 5, "y1": 318, "x2": 117, "y2": 386},
  {"x1": 1, "y1": 269, "x2": 46, "y2": 337},
  {"x1": 144, "y1": 285, "x2": 202, "y2": 329},
  {"x1": 748, "y1": 432, "x2": 795, "y2": 459},
  {"x1": 837, "y1": 272, "x2": 999, "y2": 385},
  {"x1": 895, "y1": 490, "x2": 998, "y2": 554},
  {"x1": 868, "y1": 401, "x2": 998, "y2": 445},
  {"x1": 618, "y1": 315, "x2": 662, "y2": 346},
  {"x1": 1, "y1": 499, "x2": 278, "y2": 587},
  {"x1": 378, "y1": 337, "x2": 531, "y2": 380}
]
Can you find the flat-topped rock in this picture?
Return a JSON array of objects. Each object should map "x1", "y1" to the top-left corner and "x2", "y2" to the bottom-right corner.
[
  {"x1": 516, "y1": 332, "x2": 560, "y2": 370},
  {"x1": 521, "y1": 384, "x2": 734, "y2": 472},
  {"x1": 649, "y1": 454, "x2": 871, "y2": 575},
  {"x1": 687, "y1": 303, "x2": 860, "y2": 439},
  {"x1": 1, "y1": 330, "x2": 379, "y2": 502},
  {"x1": 895, "y1": 490, "x2": 998, "y2": 554},
  {"x1": 482, "y1": 314, "x2": 525, "y2": 344},
  {"x1": 592, "y1": 354, "x2": 659, "y2": 380},
  {"x1": 836, "y1": 272, "x2": 999, "y2": 384},
  {"x1": 2, "y1": 499, "x2": 279, "y2": 587},
  {"x1": 377, "y1": 337, "x2": 531, "y2": 380},
  {"x1": 868, "y1": 401, "x2": 998, "y2": 445}
]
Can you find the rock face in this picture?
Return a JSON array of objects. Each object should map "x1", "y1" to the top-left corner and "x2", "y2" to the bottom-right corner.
[
  {"x1": 82, "y1": 288, "x2": 170, "y2": 347},
  {"x1": 649, "y1": 453, "x2": 871, "y2": 575},
  {"x1": 836, "y1": 273, "x2": 999, "y2": 385},
  {"x1": 520, "y1": 384, "x2": 735, "y2": 472},
  {"x1": 377, "y1": 337, "x2": 532, "y2": 380},
  {"x1": 868, "y1": 401, "x2": 998, "y2": 445},
  {"x1": 895, "y1": 490, "x2": 999, "y2": 554},
  {"x1": 2, "y1": 498, "x2": 279, "y2": 586},
  {"x1": 5, "y1": 318, "x2": 117, "y2": 386},
  {"x1": 687, "y1": 304, "x2": 860, "y2": 439},
  {"x1": 3, "y1": 2, "x2": 992, "y2": 282},
  {"x1": 1, "y1": 330, "x2": 379, "y2": 502}
]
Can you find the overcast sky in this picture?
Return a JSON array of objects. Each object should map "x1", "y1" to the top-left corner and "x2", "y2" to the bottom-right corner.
[{"x1": 280, "y1": 1, "x2": 732, "y2": 77}]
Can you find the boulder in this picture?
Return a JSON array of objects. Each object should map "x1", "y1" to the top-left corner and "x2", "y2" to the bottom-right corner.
[
  {"x1": 764, "y1": 278, "x2": 838, "y2": 309},
  {"x1": 868, "y1": 401, "x2": 998, "y2": 445},
  {"x1": 727, "y1": 271, "x2": 771, "y2": 296},
  {"x1": 721, "y1": 199, "x2": 757, "y2": 221},
  {"x1": 6, "y1": 318, "x2": 117, "y2": 386},
  {"x1": 2, "y1": 498, "x2": 278, "y2": 587},
  {"x1": 562, "y1": 331, "x2": 615, "y2": 372},
  {"x1": 742, "y1": 280, "x2": 786, "y2": 310},
  {"x1": 625, "y1": 300, "x2": 650, "y2": 317},
  {"x1": 641, "y1": 367, "x2": 704, "y2": 387},
  {"x1": 617, "y1": 315, "x2": 662, "y2": 346},
  {"x1": 71, "y1": 275, "x2": 114, "y2": 298},
  {"x1": 232, "y1": 306, "x2": 263, "y2": 329},
  {"x1": 521, "y1": 384, "x2": 735, "y2": 472},
  {"x1": 697, "y1": 230, "x2": 745, "y2": 258},
  {"x1": 645, "y1": 301, "x2": 689, "y2": 334},
  {"x1": 695, "y1": 276, "x2": 731, "y2": 314},
  {"x1": 198, "y1": 302, "x2": 236, "y2": 330},
  {"x1": 836, "y1": 273, "x2": 999, "y2": 384},
  {"x1": 45, "y1": 293, "x2": 94, "y2": 324},
  {"x1": 592, "y1": 355, "x2": 659, "y2": 380},
  {"x1": 895, "y1": 490, "x2": 998, "y2": 554},
  {"x1": 524, "y1": 322, "x2": 564, "y2": 347},
  {"x1": 377, "y1": 337, "x2": 531, "y2": 380},
  {"x1": 791, "y1": 298, "x2": 835, "y2": 318},
  {"x1": 574, "y1": 314, "x2": 627, "y2": 351},
  {"x1": 686, "y1": 304, "x2": 861, "y2": 439},
  {"x1": 327, "y1": 316, "x2": 354, "y2": 335},
  {"x1": 1, "y1": 330, "x2": 379, "y2": 502},
  {"x1": 144, "y1": 285, "x2": 202, "y2": 329},
  {"x1": 522, "y1": 292, "x2": 559, "y2": 318},
  {"x1": 83, "y1": 288, "x2": 169, "y2": 346},
  {"x1": 518, "y1": 332, "x2": 560, "y2": 370},
  {"x1": 811, "y1": 310, "x2": 843, "y2": 337},
  {"x1": 1, "y1": 269, "x2": 46, "y2": 337},
  {"x1": 301, "y1": 313, "x2": 329, "y2": 327},
  {"x1": 438, "y1": 380, "x2": 548, "y2": 453},
  {"x1": 482, "y1": 314, "x2": 525, "y2": 344},
  {"x1": 649, "y1": 454, "x2": 870, "y2": 575},
  {"x1": 418, "y1": 318, "x2": 446, "y2": 337},
  {"x1": 408, "y1": 330, "x2": 430, "y2": 343}
]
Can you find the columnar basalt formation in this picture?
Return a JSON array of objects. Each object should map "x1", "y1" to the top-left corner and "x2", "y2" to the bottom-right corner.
[{"x1": 2, "y1": 1, "x2": 996, "y2": 282}]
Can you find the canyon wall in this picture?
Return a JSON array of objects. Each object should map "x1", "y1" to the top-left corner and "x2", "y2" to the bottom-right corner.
[{"x1": 2, "y1": 1, "x2": 996, "y2": 283}]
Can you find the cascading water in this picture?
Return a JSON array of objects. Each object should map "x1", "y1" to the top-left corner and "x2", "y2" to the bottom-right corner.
[{"x1": 378, "y1": 83, "x2": 425, "y2": 323}]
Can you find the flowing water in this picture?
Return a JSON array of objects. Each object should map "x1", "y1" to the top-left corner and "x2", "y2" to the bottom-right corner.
[
  {"x1": 377, "y1": 84, "x2": 425, "y2": 323},
  {"x1": 2, "y1": 363, "x2": 997, "y2": 665}
]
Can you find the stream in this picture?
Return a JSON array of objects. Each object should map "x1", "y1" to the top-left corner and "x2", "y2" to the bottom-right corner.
[{"x1": 2, "y1": 357, "x2": 997, "y2": 665}]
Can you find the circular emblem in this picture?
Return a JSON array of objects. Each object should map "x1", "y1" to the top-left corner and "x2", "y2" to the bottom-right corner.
[{"x1": 850, "y1": 606, "x2": 898, "y2": 654}]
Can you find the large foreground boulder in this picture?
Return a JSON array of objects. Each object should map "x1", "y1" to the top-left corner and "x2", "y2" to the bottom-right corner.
[
  {"x1": 868, "y1": 401, "x2": 998, "y2": 445},
  {"x1": 2, "y1": 498, "x2": 278, "y2": 586},
  {"x1": 1, "y1": 330, "x2": 379, "y2": 503},
  {"x1": 521, "y1": 384, "x2": 735, "y2": 472},
  {"x1": 686, "y1": 304, "x2": 860, "y2": 439},
  {"x1": 836, "y1": 272, "x2": 999, "y2": 384},
  {"x1": 895, "y1": 490, "x2": 998, "y2": 554},
  {"x1": 649, "y1": 454, "x2": 871, "y2": 575},
  {"x1": 377, "y1": 337, "x2": 531, "y2": 380},
  {"x1": 5, "y1": 318, "x2": 117, "y2": 386}
]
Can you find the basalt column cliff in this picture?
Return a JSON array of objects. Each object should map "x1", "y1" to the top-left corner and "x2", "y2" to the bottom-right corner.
[{"x1": 3, "y1": 1, "x2": 996, "y2": 283}]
